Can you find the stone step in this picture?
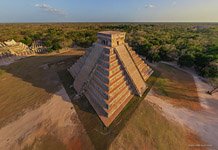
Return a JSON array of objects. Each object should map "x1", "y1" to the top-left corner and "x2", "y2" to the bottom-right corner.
[
  {"x1": 87, "y1": 84, "x2": 108, "y2": 109},
  {"x1": 109, "y1": 81, "x2": 131, "y2": 104},
  {"x1": 84, "y1": 91, "x2": 108, "y2": 117},
  {"x1": 73, "y1": 47, "x2": 103, "y2": 93},
  {"x1": 98, "y1": 59, "x2": 110, "y2": 69},
  {"x1": 116, "y1": 45, "x2": 146, "y2": 96},
  {"x1": 92, "y1": 74, "x2": 109, "y2": 92},
  {"x1": 109, "y1": 87, "x2": 132, "y2": 111},
  {"x1": 138, "y1": 62, "x2": 146, "y2": 71},
  {"x1": 97, "y1": 58, "x2": 122, "y2": 78},
  {"x1": 109, "y1": 65, "x2": 123, "y2": 78},
  {"x1": 109, "y1": 75, "x2": 129, "y2": 96},
  {"x1": 109, "y1": 73, "x2": 127, "y2": 93},
  {"x1": 108, "y1": 90, "x2": 133, "y2": 118},
  {"x1": 109, "y1": 70, "x2": 124, "y2": 85},
  {"x1": 89, "y1": 78, "x2": 109, "y2": 100},
  {"x1": 107, "y1": 93, "x2": 134, "y2": 122},
  {"x1": 94, "y1": 69, "x2": 109, "y2": 84},
  {"x1": 134, "y1": 57, "x2": 143, "y2": 66},
  {"x1": 101, "y1": 52, "x2": 116, "y2": 62},
  {"x1": 143, "y1": 69, "x2": 153, "y2": 80},
  {"x1": 97, "y1": 64, "x2": 109, "y2": 76}
]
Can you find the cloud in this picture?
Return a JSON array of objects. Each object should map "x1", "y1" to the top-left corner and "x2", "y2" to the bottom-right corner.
[
  {"x1": 145, "y1": 4, "x2": 155, "y2": 8},
  {"x1": 35, "y1": 4, "x2": 66, "y2": 16}
]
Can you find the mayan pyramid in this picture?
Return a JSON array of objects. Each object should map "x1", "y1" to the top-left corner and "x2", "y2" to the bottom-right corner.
[{"x1": 68, "y1": 31, "x2": 153, "y2": 126}]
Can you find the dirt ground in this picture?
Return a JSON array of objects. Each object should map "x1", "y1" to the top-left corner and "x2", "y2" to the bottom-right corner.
[
  {"x1": 0, "y1": 87, "x2": 93, "y2": 150},
  {"x1": 147, "y1": 62, "x2": 218, "y2": 150},
  {"x1": 152, "y1": 63, "x2": 202, "y2": 110},
  {"x1": 0, "y1": 51, "x2": 210, "y2": 150},
  {"x1": 0, "y1": 49, "x2": 84, "y2": 128}
]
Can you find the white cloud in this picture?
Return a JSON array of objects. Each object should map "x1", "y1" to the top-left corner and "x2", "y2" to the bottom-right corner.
[
  {"x1": 145, "y1": 4, "x2": 155, "y2": 8},
  {"x1": 35, "y1": 4, "x2": 66, "y2": 16}
]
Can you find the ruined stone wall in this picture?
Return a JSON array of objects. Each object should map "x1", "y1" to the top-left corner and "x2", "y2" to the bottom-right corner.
[
  {"x1": 4, "y1": 39, "x2": 17, "y2": 46},
  {"x1": 0, "y1": 49, "x2": 48, "y2": 66}
]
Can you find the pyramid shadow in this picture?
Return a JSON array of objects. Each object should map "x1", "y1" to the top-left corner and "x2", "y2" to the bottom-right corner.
[
  {"x1": 0, "y1": 54, "x2": 82, "y2": 101},
  {"x1": 0, "y1": 53, "x2": 159, "y2": 149},
  {"x1": 58, "y1": 67, "x2": 159, "y2": 150}
]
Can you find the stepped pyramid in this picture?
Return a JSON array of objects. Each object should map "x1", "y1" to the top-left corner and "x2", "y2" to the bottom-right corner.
[{"x1": 68, "y1": 31, "x2": 153, "y2": 126}]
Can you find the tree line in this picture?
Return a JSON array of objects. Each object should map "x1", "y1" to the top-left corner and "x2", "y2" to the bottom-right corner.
[{"x1": 0, "y1": 23, "x2": 217, "y2": 78}]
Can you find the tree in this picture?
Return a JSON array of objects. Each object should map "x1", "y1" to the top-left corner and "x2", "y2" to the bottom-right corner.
[
  {"x1": 208, "y1": 78, "x2": 218, "y2": 95},
  {"x1": 194, "y1": 53, "x2": 214, "y2": 76},
  {"x1": 43, "y1": 39, "x2": 52, "y2": 47},
  {"x1": 52, "y1": 42, "x2": 62, "y2": 50},
  {"x1": 178, "y1": 54, "x2": 195, "y2": 67},
  {"x1": 21, "y1": 36, "x2": 33, "y2": 46}
]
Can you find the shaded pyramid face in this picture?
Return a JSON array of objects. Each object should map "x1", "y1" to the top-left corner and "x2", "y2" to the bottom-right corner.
[{"x1": 68, "y1": 31, "x2": 153, "y2": 126}]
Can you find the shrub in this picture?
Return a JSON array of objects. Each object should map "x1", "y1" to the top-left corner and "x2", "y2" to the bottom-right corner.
[{"x1": 178, "y1": 54, "x2": 195, "y2": 67}]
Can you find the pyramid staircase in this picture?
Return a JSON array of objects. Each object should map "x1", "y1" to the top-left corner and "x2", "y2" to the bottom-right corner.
[
  {"x1": 125, "y1": 44, "x2": 153, "y2": 81},
  {"x1": 68, "y1": 31, "x2": 153, "y2": 127}
]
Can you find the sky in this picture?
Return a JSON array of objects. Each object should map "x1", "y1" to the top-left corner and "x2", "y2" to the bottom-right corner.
[{"x1": 0, "y1": 0, "x2": 218, "y2": 22}]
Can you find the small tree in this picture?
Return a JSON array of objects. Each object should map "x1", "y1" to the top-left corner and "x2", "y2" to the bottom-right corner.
[
  {"x1": 194, "y1": 54, "x2": 214, "y2": 76},
  {"x1": 21, "y1": 36, "x2": 33, "y2": 46},
  {"x1": 208, "y1": 78, "x2": 218, "y2": 95},
  {"x1": 178, "y1": 54, "x2": 195, "y2": 67},
  {"x1": 52, "y1": 42, "x2": 62, "y2": 50}
]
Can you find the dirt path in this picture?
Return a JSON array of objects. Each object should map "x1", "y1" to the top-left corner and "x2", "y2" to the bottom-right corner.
[
  {"x1": 146, "y1": 62, "x2": 218, "y2": 150},
  {"x1": 161, "y1": 61, "x2": 217, "y2": 110},
  {"x1": 0, "y1": 56, "x2": 24, "y2": 66},
  {"x1": 0, "y1": 87, "x2": 93, "y2": 150}
]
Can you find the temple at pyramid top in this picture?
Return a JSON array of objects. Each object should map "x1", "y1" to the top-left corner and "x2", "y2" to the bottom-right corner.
[
  {"x1": 97, "y1": 31, "x2": 126, "y2": 47},
  {"x1": 68, "y1": 31, "x2": 153, "y2": 127}
]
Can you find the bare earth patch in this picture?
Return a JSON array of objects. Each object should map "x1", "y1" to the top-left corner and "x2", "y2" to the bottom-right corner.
[
  {"x1": 0, "y1": 49, "x2": 84, "y2": 128},
  {"x1": 0, "y1": 52, "x2": 212, "y2": 150},
  {"x1": 147, "y1": 62, "x2": 218, "y2": 149},
  {"x1": 152, "y1": 63, "x2": 202, "y2": 110},
  {"x1": 0, "y1": 87, "x2": 93, "y2": 150}
]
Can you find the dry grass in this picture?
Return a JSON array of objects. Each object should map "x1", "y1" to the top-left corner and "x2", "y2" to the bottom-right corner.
[
  {"x1": 23, "y1": 135, "x2": 66, "y2": 150},
  {"x1": 110, "y1": 100, "x2": 205, "y2": 150},
  {"x1": 0, "y1": 52, "x2": 205, "y2": 150},
  {"x1": 110, "y1": 99, "x2": 189, "y2": 150},
  {"x1": 0, "y1": 69, "x2": 5, "y2": 76},
  {"x1": 109, "y1": 65, "x2": 205, "y2": 150},
  {"x1": 59, "y1": 69, "x2": 204, "y2": 150},
  {"x1": 152, "y1": 63, "x2": 202, "y2": 110},
  {"x1": 0, "y1": 50, "x2": 83, "y2": 128}
]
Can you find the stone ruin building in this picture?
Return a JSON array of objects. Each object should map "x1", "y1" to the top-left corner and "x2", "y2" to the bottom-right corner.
[
  {"x1": 30, "y1": 40, "x2": 44, "y2": 52},
  {"x1": 0, "y1": 39, "x2": 29, "y2": 55},
  {"x1": 0, "y1": 39, "x2": 47, "y2": 57},
  {"x1": 0, "y1": 39, "x2": 48, "y2": 66},
  {"x1": 68, "y1": 31, "x2": 153, "y2": 127}
]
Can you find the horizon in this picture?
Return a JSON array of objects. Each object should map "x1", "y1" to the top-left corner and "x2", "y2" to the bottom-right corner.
[
  {"x1": 0, "y1": 0, "x2": 218, "y2": 23},
  {"x1": 0, "y1": 22, "x2": 218, "y2": 24}
]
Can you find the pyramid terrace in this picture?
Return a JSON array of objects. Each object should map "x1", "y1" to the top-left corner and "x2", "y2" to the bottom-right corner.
[{"x1": 68, "y1": 31, "x2": 153, "y2": 127}]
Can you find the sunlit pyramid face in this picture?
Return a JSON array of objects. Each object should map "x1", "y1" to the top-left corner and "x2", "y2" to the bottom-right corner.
[{"x1": 68, "y1": 31, "x2": 153, "y2": 127}]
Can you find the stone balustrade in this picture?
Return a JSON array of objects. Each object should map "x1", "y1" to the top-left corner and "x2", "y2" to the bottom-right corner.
[{"x1": 69, "y1": 31, "x2": 153, "y2": 127}]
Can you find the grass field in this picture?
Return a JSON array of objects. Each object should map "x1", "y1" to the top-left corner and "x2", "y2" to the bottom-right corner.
[
  {"x1": 152, "y1": 63, "x2": 202, "y2": 110},
  {"x1": 0, "y1": 51, "x2": 204, "y2": 150}
]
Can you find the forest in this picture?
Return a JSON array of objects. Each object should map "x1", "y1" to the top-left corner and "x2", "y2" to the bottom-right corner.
[{"x1": 0, "y1": 23, "x2": 217, "y2": 79}]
